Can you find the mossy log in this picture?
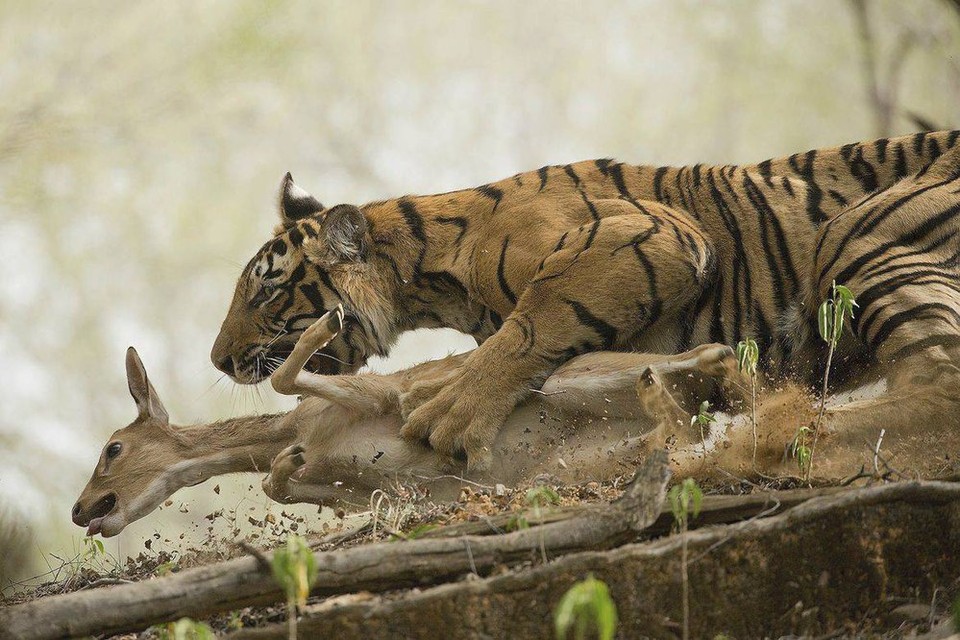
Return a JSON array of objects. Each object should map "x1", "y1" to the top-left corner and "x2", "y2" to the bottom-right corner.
[{"x1": 233, "y1": 480, "x2": 960, "y2": 640}]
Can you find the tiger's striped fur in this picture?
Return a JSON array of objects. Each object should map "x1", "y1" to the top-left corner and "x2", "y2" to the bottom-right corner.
[{"x1": 211, "y1": 130, "x2": 960, "y2": 468}]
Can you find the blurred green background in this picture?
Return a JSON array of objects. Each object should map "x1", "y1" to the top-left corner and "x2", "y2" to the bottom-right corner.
[{"x1": 2, "y1": 0, "x2": 959, "y2": 586}]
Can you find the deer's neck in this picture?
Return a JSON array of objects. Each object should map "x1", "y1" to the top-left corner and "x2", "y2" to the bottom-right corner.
[{"x1": 171, "y1": 413, "x2": 295, "y2": 483}]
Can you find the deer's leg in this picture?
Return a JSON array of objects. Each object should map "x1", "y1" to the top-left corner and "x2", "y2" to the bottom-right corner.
[
  {"x1": 262, "y1": 444, "x2": 308, "y2": 504},
  {"x1": 270, "y1": 306, "x2": 399, "y2": 416},
  {"x1": 538, "y1": 344, "x2": 747, "y2": 448},
  {"x1": 262, "y1": 443, "x2": 372, "y2": 509}
]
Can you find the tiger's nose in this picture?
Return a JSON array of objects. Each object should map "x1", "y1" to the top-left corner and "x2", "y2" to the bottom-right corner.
[{"x1": 216, "y1": 357, "x2": 236, "y2": 376}]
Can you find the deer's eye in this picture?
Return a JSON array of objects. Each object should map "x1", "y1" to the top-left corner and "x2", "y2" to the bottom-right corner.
[{"x1": 106, "y1": 442, "x2": 122, "y2": 459}]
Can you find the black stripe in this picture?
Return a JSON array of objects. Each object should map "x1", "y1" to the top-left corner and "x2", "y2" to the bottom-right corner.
[
  {"x1": 564, "y1": 165, "x2": 581, "y2": 187},
  {"x1": 875, "y1": 138, "x2": 888, "y2": 164},
  {"x1": 497, "y1": 238, "x2": 517, "y2": 305},
  {"x1": 707, "y1": 168, "x2": 751, "y2": 342},
  {"x1": 436, "y1": 216, "x2": 468, "y2": 245},
  {"x1": 397, "y1": 198, "x2": 427, "y2": 280},
  {"x1": 827, "y1": 190, "x2": 848, "y2": 207},
  {"x1": 595, "y1": 158, "x2": 614, "y2": 175},
  {"x1": 653, "y1": 167, "x2": 670, "y2": 204},
  {"x1": 861, "y1": 230, "x2": 957, "y2": 280},
  {"x1": 912, "y1": 132, "x2": 927, "y2": 155},
  {"x1": 927, "y1": 136, "x2": 943, "y2": 163},
  {"x1": 757, "y1": 159, "x2": 773, "y2": 187},
  {"x1": 790, "y1": 149, "x2": 826, "y2": 224},
  {"x1": 742, "y1": 173, "x2": 799, "y2": 311},
  {"x1": 692, "y1": 163, "x2": 703, "y2": 189},
  {"x1": 397, "y1": 198, "x2": 427, "y2": 242},
  {"x1": 581, "y1": 192, "x2": 600, "y2": 221},
  {"x1": 563, "y1": 298, "x2": 617, "y2": 349},
  {"x1": 889, "y1": 334, "x2": 960, "y2": 361},
  {"x1": 476, "y1": 184, "x2": 504, "y2": 212},
  {"x1": 781, "y1": 176, "x2": 794, "y2": 197},
  {"x1": 537, "y1": 166, "x2": 549, "y2": 191},
  {"x1": 893, "y1": 143, "x2": 908, "y2": 179},
  {"x1": 870, "y1": 301, "x2": 960, "y2": 348},
  {"x1": 819, "y1": 176, "x2": 957, "y2": 281},
  {"x1": 298, "y1": 283, "x2": 326, "y2": 314},
  {"x1": 849, "y1": 145, "x2": 878, "y2": 194},
  {"x1": 831, "y1": 201, "x2": 960, "y2": 287}
]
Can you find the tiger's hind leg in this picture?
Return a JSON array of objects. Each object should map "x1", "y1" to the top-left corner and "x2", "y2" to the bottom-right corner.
[{"x1": 809, "y1": 144, "x2": 960, "y2": 473}]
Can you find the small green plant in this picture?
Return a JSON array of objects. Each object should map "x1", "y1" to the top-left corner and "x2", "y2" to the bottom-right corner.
[
  {"x1": 789, "y1": 426, "x2": 813, "y2": 477},
  {"x1": 736, "y1": 338, "x2": 760, "y2": 468},
  {"x1": 669, "y1": 478, "x2": 704, "y2": 640},
  {"x1": 82, "y1": 536, "x2": 105, "y2": 563},
  {"x1": 155, "y1": 618, "x2": 215, "y2": 640},
  {"x1": 690, "y1": 400, "x2": 716, "y2": 460},
  {"x1": 271, "y1": 534, "x2": 318, "y2": 640},
  {"x1": 526, "y1": 484, "x2": 561, "y2": 563},
  {"x1": 809, "y1": 281, "x2": 858, "y2": 481},
  {"x1": 554, "y1": 574, "x2": 618, "y2": 640},
  {"x1": 525, "y1": 485, "x2": 561, "y2": 511}
]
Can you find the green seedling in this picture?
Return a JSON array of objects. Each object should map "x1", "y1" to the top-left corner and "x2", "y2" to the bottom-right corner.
[
  {"x1": 691, "y1": 400, "x2": 716, "y2": 460},
  {"x1": 526, "y1": 484, "x2": 561, "y2": 563},
  {"x1": 809, "y1": 281, "x2": 857, "y2": 481},
  {"x1": 789, "y1": 426, "x2": 813, "y2": 477},
  {"x1": 554, "y1": 574, "x2": 618, "y2": 640},
  {"x1": 669, "y1": 478, "x2": 703, "y2": 640},
  {"x1": 155, "y1": 618, "x2": 215, "y2": 640},
  {"x1": 271, "y1": 534, "x2": 318, "y2": 640},
  {"x1": 736, "y1": 338, "x2": 760, "y2": 468}
]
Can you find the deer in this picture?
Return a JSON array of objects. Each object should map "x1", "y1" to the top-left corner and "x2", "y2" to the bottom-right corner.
[
  {"x1": 71, "y1": 307, "x2": 746, "y2": 537},
  {"x1": 73, "y1": 307, "x2": 960, "y2": 538}
]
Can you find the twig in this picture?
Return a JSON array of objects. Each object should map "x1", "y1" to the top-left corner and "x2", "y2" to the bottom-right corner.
[
  {"x1": 872, "y1": 429, "x2": 886, "y2": 476},
  {"x1": 78, "y1": 578, "x2": 134, "y2": 590},
  {"x1": 463, "y1": 538, "x2": 478, "y2": 576},
  {"x1": 237, "y1": 542, "x2": 271, "y2": 574},
  {"x1": 528, "y1": 388, "x2": 566, "y2": 396}
]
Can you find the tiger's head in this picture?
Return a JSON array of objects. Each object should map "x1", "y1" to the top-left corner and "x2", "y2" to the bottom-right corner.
[{"x1": 211, "y1": 174, "x2": 400, "y2": 383}]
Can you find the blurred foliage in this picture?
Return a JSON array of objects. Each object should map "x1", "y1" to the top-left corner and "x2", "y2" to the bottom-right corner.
[{"x1": 1, "y1": 0, "x2": 958, "y2": 583}]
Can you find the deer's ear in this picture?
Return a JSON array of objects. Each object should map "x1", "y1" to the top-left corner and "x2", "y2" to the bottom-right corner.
[
  {"x1": 125, "y1": 347, "x2": 169, "y2": 424},
  {"x1": 305, "y1": 204, "x2": 369, "y2": 265},
  {"x1": 278, "y1": 172, "x2": 323, "y2": 225}
]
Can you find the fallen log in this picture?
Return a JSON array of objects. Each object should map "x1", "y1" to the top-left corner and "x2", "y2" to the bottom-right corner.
[
  {"x1": 0, "y1": 452, "x2": 671, "y2": 640},
  {"x1": 231, "y1": 480, "x2": 960, "y2": 640},
  {"x1": 419, "y1": 484, "x2": 848, "y2": 539}
]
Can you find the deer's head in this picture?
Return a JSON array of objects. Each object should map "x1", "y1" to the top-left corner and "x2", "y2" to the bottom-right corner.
[{"x1": 72, "y1": 348, "x2": 200, "y2": 537}]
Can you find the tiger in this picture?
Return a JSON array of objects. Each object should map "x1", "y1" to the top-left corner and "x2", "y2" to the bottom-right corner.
[{"x1": 211, "y1": 130, "x2": 960, "y2": 470}]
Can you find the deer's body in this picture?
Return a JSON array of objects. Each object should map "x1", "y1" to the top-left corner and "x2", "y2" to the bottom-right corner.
[
  {"x1": 73, "y1": 308, "x2": 960, "y2": 538},
  {"x1": 72, "y1": 310, "x2": 742, "y2": 536}
]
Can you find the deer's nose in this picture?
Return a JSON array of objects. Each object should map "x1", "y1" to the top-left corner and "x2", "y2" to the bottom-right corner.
[{"x1": 71, "y1": 502, "x2": 86, "y2": 526}]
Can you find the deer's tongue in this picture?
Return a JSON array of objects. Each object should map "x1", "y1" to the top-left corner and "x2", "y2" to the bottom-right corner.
[{"x1": 86, "y1": 517, "x2": 104, "y2": 537}]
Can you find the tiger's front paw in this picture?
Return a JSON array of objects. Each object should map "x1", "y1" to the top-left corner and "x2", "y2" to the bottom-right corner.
[
  {"x1": 399, "y1": 377, "x2": 450, "y2": 426},
  {"x1": 400, "y1": 374, "x2": 510, "y2": 472}
]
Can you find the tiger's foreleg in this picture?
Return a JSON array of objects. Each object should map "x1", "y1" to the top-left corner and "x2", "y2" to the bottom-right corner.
[{"x1": 400, "y1": 211, "x2": 714, "y2": 470}]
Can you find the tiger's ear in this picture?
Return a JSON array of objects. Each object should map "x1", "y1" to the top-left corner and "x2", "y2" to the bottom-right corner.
[
  {"x1": 278, "y1": 172, "x2": 323, "y2": 225},
  {"x1": 305, "y1": 204, "x2": 369, "y2": 265}
]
